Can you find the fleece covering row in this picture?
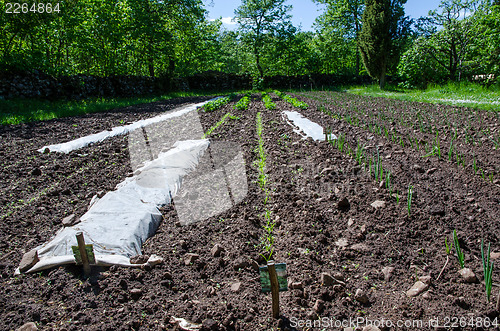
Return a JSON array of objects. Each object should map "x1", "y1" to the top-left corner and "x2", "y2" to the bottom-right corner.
[{"x1": 18, "y1": 140, "x2": 210, "y2": 273}]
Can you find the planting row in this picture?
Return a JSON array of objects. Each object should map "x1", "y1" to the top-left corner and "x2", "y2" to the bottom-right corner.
[{"x1": 297, "y1": 90, "x2": 500, "y2": 184}]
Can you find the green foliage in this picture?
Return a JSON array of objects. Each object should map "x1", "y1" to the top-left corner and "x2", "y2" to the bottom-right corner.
[
  {"x1": 312, "y1": 0, "x2": 364, "y2": 75},
  {"x1": 203, "y1": 96, "x2": 231, "y2": 112},
  {"x1": 261, "y1": 92, "x2": 276, "y2": 110},
  {"x1": 274, "y1": 90, "x2": 308, "y2": 109},
  {"x1": 481, "y1": 239, "x2": 494, "y2": 302},
  {"x1": 234, "y1": 0, "x2": 293, "y2": 78},
  {"x1": 398, "y1": 1, "x2": 500, "y2": 87},
  {"x1": 0, "y1": 0, "x2": 220, "y2": 77},
  {"x1": 453, "y1": 230, "x2": 465, "y2": 269},
  {"x1": 234, "y1": 94, "x2": 251, "y2": 111}
]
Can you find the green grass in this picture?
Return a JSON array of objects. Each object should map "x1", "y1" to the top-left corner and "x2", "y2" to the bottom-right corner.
[
  {"x1": 344, "y1": 82, "x2": 500, "y2": 111},
  {"x1": 0, "y1": 90, "x2": 235, "y2": 125}
]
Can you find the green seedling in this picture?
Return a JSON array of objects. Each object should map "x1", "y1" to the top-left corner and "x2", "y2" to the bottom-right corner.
[
  {"x1": 453, "y1": 230, "x2": 465, "y2": 269},
  {"x1": 481, "y1": 239, "x2": 494, "y2": 302},
  {"x1": 445, "y1": 237, "x2": 452, "y2": 255},
  {"x1": 386, "y1": 171, "x2": 392, "y2": 196},
  {"x1": 407, "y1": 185, "x2": 414, "y2": 217}
]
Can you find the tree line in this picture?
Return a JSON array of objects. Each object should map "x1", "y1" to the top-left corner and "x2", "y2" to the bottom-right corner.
[{"x1": 1, "y1": 0, "x2": 498, "y2": 89}]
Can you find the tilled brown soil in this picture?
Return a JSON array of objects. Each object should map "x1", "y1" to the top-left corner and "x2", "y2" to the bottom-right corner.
[{"x1": 0, "y1": 93, "x2": 499, "y2": 330}]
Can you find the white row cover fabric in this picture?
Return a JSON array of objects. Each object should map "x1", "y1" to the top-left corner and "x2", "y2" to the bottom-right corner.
[
  {"x1": 282, "y1": 110, "x2": 337, "y2": 141},
  {"x1": 38, "y1": 101, "x2": 211, "y2": 154},
  {"x1": 19, "y1": 139, "x2": 210, "y2": 273}
]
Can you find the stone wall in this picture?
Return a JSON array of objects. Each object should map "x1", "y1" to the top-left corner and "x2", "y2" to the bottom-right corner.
[{"x1": 0, "y1": 69, "x2": 369, "y2": 100}]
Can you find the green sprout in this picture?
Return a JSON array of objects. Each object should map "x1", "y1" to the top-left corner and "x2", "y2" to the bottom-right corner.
[
  {"x1": 481, "y1": 239, "x2": 494, "y2": 302},
  {"x1": 453, "y1": 230, "x2": 465, "y2": 269}
]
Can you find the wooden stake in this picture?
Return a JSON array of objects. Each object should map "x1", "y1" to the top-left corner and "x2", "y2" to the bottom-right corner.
[
  {"x1": 267, "y1": 260, "x2": 280, "y2": 319},
  {"x1": 76, "y1": 232, "x2": 91, "y2": 277}
]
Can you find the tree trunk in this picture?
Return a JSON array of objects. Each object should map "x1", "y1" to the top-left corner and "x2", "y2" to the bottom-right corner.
[
  {"x1": 379, "y1": 63, "x2": 387, "y2": 89},
  {"x1": 255, "y1": 51, "x2": 263, "y2": 79},
  {"x1": 148, "y1": 57, "x2": 155, "y2": 77}
]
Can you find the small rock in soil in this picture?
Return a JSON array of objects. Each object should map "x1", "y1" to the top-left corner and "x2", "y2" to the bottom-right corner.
[
  {"x1": 458, "y1": 268, "x2": 478, "y2": 283},
  {"x1": 406, "y1": 281, "x2": 429, "y2": 297},
  {"x1": 130, "y1": 255, "x2": 149, "y2": 264},
  {"x1": 130, "y1": 288, "x2": 142, "y2": 300},
  {"x1": 350, "y1": 243, "x2": 370, "y2": 252},
  {"x1": 231, "y1": 282, "x2": 242, "y2": 293},
  {"x1": 233, "y1": 257, "x2": 248, "y2": 270},
  {"x1": 381, "y1": 266, "x2": 395, "y2": 281},
  {"x1": 313, "y1": 299, "x2": 324, "y2": 313},
  {"x1": 19, "y1": 249, "x2": 39, "y2": 273},
  {"x1": 419, "y1": 275, "x2": 432, "y2": 285},
  {"x1": 422, "y1": 291, "x2": 431, "y2": 300},
  {"x1": 289, "y1": 281, "x2": 303, "y2": 289},
  {"x1": 321, "y1": 273, "x2": 335, "y2": 286},
  {"x1": 31, "y1": 168, "x2": 42, "y2": 176},
  {"x1": 62, "y1": 214, "x2": 79, "y2": 227},
  {"x1": 335, "y1": 238, "x2": 349, "y2": 248},
  {"x1": 210, "y1": 244, "x2": 224, "y2": 257},
  {"x1": 370, "y1": 200, "x2": 386, "y2": 209},
  {"x1": 490, "y1": 252, "x2": 500, "y2": 260},
  {"x1": 354, "y1": 289, "x2": 369, "y2": 304},
  {"x1": 333, "y1": 272, "x2": 345, "y2": 282},
  {"x1": 184, "y1": 253, "x2": 200, "y2": 265},
  {"x1": 16, "y1": 322, "x2": 38, "y2": 331},
  {"x1": 295, "y1": 200, "x2": 304, "y2": 207},
  {"x1": 337, "y1": 197, "x2": 350, "y2": 211}
]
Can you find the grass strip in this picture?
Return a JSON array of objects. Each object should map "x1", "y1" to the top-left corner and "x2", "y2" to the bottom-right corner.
[{"x1": 0, "y1": 91, "x2": 222, "y2": 125}]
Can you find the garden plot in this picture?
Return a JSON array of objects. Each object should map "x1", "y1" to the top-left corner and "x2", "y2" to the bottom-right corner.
[
  {"x1": 18, "y1": 98, "x2": 249, "y2": 273},
  {"x1": 0, "y1": 93, "x2": 499, "y2": 330}
]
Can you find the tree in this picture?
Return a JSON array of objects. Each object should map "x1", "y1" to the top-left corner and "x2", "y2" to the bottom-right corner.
[
  {"x1": 234, "y1": 0, "x2": 293, "y2": 79},
  {"x1": 358, "y1": 0, "x2": 391, "y2": 88},
  {"x1": 314, "y1": 0, "x2": 364, "y2": 75},
  {"x1": 358, "y1": 0, "x2": 407, "y2": 88}
]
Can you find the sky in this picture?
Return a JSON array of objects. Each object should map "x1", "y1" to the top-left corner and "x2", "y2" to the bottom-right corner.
[{"x1": 202, "y1": 0, "x2": 443, "y2": 32}]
